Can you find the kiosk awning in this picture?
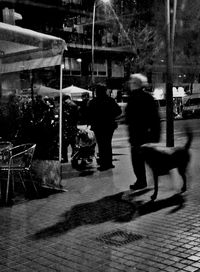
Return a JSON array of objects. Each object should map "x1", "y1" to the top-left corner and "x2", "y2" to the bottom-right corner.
[{"x1": 0, "y1": 22, "x2": 67, "y2": 73}]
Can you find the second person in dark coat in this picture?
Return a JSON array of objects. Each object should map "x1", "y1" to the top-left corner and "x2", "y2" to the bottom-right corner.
[{"x1": 87, "y1": 84, "x2": 122, "y2": 171}]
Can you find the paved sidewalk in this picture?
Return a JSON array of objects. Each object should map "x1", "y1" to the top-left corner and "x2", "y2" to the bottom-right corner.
[{"x1": 1, "y1": 126, "x2": 200, "y2": 272}]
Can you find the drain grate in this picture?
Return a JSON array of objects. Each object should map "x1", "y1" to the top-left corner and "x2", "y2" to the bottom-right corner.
[{"x1": 96, "y1": 230, "x2": 145, "y2": 247}]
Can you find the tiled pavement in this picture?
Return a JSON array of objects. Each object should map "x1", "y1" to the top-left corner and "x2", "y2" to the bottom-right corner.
[{"x1": 1, "y1": 125, "x2": 200, "y2": 272}]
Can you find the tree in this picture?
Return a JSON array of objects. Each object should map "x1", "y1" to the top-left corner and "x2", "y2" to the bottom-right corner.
[
  {"x1": 153, "y1": 0, "x2": 200, "y2": 77},
  {"x1": 126, "y1": 24, "x2": 162, "y2": 74},
  {"x1": 114, "y1": 1, "x2": 163, "y2": 78}
]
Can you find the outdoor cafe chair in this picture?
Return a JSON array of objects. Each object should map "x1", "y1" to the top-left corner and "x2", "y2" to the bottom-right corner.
[
  {"x1": 0, "y1": 141, "x2": 13, "y2": 157},
  {"x1": 0, "y1": 143, "x2": 38, "y2": 204},
  {"x1": 0, "y1": 141, "x2": 13, "y2": 179}
]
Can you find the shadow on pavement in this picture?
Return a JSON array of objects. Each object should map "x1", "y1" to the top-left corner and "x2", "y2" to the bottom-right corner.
[
  {"x1": 137, "y1": 193, "x2": 185, "y2": 216},
  {"x1": 0, "y1": 185, "x2": 64, "y2": 207},
  {"x1": 31, "y1": 191, "x2": 185, "y2": 240},
  {"x1": 37, "y1": 187, "x2": 65, "y2": 199},
  {"x1": 79, "y1": 170, "x2": 96, "y2": 176}
]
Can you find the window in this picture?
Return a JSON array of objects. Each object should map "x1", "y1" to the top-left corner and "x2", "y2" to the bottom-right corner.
[
  {"x1": 111, "y1": 60, "x2": 124, "y2": 77},
  {"x1": 64, "y1": 57, "x2": 81, "y2": 76},
  {"x1": 93, "y1": 60, "x2": 107, "y2": 77}
]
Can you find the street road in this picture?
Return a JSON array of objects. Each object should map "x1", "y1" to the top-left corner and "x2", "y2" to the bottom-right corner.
[{"x1": 113, "y1": 119, "x2": 200, "y2": 147}]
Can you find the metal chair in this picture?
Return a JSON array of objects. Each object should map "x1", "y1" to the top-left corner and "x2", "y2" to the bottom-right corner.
[
  {"x1": 0, "y1": 141, "x2": 13, "y2": 160},
  {"x1": 0, "y1": 141, "x2": 13, "y2": 200},
  {"x1": 0, "y1": 143, "x2": 37, "y2": 204}
]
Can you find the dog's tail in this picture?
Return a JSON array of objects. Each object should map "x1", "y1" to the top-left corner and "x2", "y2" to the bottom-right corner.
[{"x1": 185, "y1": 126, "x2": 193, "y2": 150}]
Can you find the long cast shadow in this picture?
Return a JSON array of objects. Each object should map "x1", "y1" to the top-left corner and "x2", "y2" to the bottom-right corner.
[
  {"x1": 138, "y1": 193, "x2": 185, "y2": 216},
  {"x1": 31, "y1": 190, "x2": 185, "y2": 240}
]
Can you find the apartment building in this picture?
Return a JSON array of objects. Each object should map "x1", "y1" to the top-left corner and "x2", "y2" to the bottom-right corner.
[{"x1": 1, "y1": 0, "x2": 199, "y2": 98}]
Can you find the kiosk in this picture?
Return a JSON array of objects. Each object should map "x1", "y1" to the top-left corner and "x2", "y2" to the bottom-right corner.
[{"x1": 0, "y1": 22, "x2": 67, "y2": 190}]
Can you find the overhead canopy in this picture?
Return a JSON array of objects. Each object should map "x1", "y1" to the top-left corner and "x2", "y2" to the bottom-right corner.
[
  {"x1": 0, "y1": 22, "x2": 67, "y2": 73},
  {"x1": 34, "y1": 85, "x2": 59, "y2": 98},
  {"x1": 37, "y1": 84, "x2": 92, "y2": 101},
  {"x1": 62, "y1": 85, "x2": 92, "y2": 100}
]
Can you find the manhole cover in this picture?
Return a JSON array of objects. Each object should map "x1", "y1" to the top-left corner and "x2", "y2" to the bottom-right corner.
[{"x1": 96, "y1": 230, "x2": 145, "y2": 247}]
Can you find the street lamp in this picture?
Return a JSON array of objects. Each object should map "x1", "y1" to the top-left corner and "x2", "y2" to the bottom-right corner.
[
  {"x1": 165, "y1": 0, "x2": 177, "y2": 147},
  {"x1": 91, "y1": 0, "x2": 110, "y2": 85}
]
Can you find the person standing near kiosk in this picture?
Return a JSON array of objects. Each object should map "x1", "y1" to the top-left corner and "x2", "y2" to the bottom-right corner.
[{"x1": 87, "y1": 83, "x2": 122, "y2": 171}]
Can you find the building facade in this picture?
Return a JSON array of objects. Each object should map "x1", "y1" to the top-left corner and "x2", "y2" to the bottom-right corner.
[{"x1": 1, "y1": 0, "x2": 200, "y2": 98}]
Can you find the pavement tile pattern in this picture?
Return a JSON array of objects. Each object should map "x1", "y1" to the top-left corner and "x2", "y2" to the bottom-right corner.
[{"x1": 0, "y1": 125, "x2": 200, "y2": 272}]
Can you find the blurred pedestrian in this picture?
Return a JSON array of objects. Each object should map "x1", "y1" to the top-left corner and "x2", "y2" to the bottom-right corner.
[
  {"x1": 87, "y1": 83, "x2": 122, "y2": 171},
  {"x1": 79, "y1": 92, "x2": 90, "y2": 125},
  {"x1": 62, "y1": 95, "x2": 79, "y2": 162},
  {"x1": 32, "y1": 95, "x2": 55, "y2": 159},
  {"x1": 0, "y1": 94, "x2": 21, "y2": 143},
  {"x1": 125, "y1": 73, "x2": 161, "y2": 190}
]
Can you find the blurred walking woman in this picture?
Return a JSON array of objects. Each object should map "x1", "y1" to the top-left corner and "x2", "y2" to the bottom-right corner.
[{"x1": 125, "y1": 73, "x2": 161, "y2": 190}]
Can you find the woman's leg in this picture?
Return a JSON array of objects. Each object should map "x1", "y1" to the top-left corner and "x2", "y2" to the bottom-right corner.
[
  {"x1": 130, "y1": 146, "x2": 147, "y2": 189},
  {"x1": 95, "y1": 129, "x2": 114, "y2": 168}
]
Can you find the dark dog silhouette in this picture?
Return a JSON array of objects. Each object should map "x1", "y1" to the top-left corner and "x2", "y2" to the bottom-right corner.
[{"x1": 140, "y1": 129, "x2": 193, "y2": 201}]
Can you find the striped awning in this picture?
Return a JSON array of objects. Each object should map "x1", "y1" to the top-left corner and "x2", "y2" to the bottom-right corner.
[
  {"x1": 0, "y1": 55, "x2": 62, "y2": 73},
  {"x1": 0, "y1": 22, "x2": 67, "y2": 73}
]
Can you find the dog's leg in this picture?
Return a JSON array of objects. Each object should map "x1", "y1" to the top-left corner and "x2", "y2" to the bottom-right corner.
[
  {"x1": 151, "y1": 172, "x2": 158, "y2": 201},
  {"x1": 179, "y1": 169, "x2": 187, "y2": 193}
]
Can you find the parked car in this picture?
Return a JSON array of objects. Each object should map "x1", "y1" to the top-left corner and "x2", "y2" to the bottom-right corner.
[
  {"x1": 182, "y1": 94, "x2": 200, "y2": 119},
  {"x1": 155, "y1": 99, "x2": 181, "y2": 120}
]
